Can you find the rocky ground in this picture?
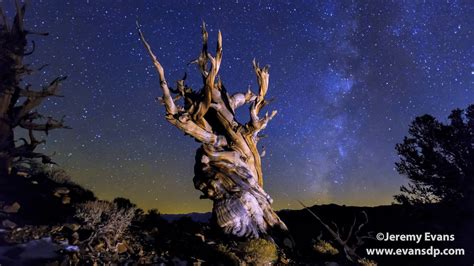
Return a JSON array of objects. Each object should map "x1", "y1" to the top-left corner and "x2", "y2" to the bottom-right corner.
[{"x1": 1, "y1": 167, "x2": 472, "y2": 265}]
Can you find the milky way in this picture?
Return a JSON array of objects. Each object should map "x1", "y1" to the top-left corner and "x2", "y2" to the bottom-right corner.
[{"x1": 3, "y1": 1, "x2": 472, "y2": 213}]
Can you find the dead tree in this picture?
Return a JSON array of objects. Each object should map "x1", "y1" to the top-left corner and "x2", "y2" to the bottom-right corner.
[
  {"x1": 0, "y1": 3, "x2": 69, "y2": 177},
  {"x1": 75, "y1": 200, "x2": 136, "y2": 254},
  {"x1": 298, "y1": 200, "x2": 375, "y2": 263},
  {"x1": 138, "y1": 22, "x2": 288, "y2": 238}
]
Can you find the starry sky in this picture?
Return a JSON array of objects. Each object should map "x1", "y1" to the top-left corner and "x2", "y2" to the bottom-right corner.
[{"x1": 3, "y1": 1, "x2": 473, "y2": 213}]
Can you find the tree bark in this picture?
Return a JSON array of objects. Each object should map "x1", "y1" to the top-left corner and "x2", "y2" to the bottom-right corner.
[
  {"x1": 0, "y1": 116, "x2": 14, "y2": 177},
  {"x1": 138, "y1": 22, "x2": 288, "y2": 238}
]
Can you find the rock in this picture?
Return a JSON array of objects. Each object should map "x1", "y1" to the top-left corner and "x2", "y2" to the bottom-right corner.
[
  {"x1": 94, "y1": 242, "x2": 105, "y2": 252},
  {"x1": 194, "y1": 258, "x2": 205, "y2": 265},
  {"x1": 2, "y1": 219, "x2": 17, "y2": 229},
  {"x1": 116, "y1": 242, "x2": 128, "y2": 254},
  {"x1": 51, "y1": 225, "x2": 64, "y2": 234},
  {"x1": 279, "y1": 251, "x2": 290, "y2": 264},
  {"x1": 195, "y1": 233, "x2": 205, "y2": 242},
  {"x1": 283, "y1": 237, "x2": 294, "y2": 249},
  {"x1": 55, "y1": 237, "x2": 68, "y2": 245},
  {"x1": 70, "y1": 232, "x2": 79, "y2": 244},
  {"x1": 55, "y1": 187, "x2": 70, "y2": 195},
  {"x1": 17, "y1": 171, "x2": 29, "y2": 177},
  {"x1": 65, "y1": 223, "x2": 80, "y2": 231},
  {"x1": 62, "y1": 196, "x2": 71, "y2": 204},
  {"x1": 20, "y1": 237, "x2": 59, "y2": 260},
  {"x1": 65, "y1": 245, "x2": 80, "y2": 252},
  {"x1": 3, "y1": 202, "x2": 21, "y2": 213},
  {"x1": 54, "y1": 187, "x2": 69, "y2": 198},
  {"x1": 171, "y1": 257, "x2": 187, "y2": 265}
]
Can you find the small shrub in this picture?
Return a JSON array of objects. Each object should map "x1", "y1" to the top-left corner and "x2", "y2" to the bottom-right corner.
[
  {"x1": 75, "y1": 200, "x2": 135, "y2": 253},
  {"x1": 313, "y1": 240, "x2": 339, "y2": 255},
  {"x1": 48, "y1": 168, "x2": 72, "y2": 184},
  {"x1": 358, "y1": 257, "x2": 377, "y2": 266},
  {"x1": 215, "y1": 243, "x2": 241, "y2": 264},
  {"x1": 241, "y1": 238, "x2": 278, "y2": 265}
]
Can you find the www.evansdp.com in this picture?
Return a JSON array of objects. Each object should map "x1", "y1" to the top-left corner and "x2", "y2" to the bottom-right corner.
[
  {"x1": 367, "y1": 232, "x2": 465, "y2": 258},
  {"x1": 366, "y1": 246, "x2": 465, "y2": 257}
]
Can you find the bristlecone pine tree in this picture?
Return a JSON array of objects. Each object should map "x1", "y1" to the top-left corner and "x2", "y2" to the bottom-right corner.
[
  {"x1": 138, "y1": 22, "x2": 288, "y2": 238},
  {"x1": 0, "y1": 3, "x2": 68, "y2": 177},
  {"x1": 395, "y1": 104, "x2": 474, "y2": 205}
]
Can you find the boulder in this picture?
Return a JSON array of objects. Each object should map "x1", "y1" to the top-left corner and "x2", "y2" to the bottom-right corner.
[
  {"x1": 17, "y1": 171, "x2": 29, "y2": 177},
  {"x1": 65, "y1": 223, "x2": 81, "y2": 231},
  {"x1": 116, "y1": 242, "x2": 128, "y2": 254},
  {"x1": 54, "y1": 187, "x2": 70, "y2": 197},
  {"x1": 62, "y1": 196, "x2": 71, "y2": 204},
  {"x1": 195, "y1": 233, "x2": 205, "y2": 242},
  {"x1": 55, "y1": 187, "x2": 70, "y2": 194},
  {"x1": 2, "y1": 219, "x2": 17, "y2": 229},
  {"x1": 3, "y1": 202, "x2": 21, "y2": 213}
]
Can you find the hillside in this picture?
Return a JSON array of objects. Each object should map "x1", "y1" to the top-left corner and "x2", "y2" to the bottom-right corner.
[{"x1": 1, "y1": 170, "x2": 473, "y2": 265}]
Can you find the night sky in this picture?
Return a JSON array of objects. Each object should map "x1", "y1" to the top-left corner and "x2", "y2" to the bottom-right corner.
[{"x1": 3, "y1": 1, "x2": 473, "y2": 213}]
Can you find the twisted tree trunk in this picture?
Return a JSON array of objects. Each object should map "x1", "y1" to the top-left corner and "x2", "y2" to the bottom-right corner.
[{"x1": 138, "y1": 22, "x2": 288, "y2": 238}]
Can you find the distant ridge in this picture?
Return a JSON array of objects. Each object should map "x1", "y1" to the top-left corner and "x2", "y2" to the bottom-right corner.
[
  {"x1": 159, "y1": 204, "x2": 394, "y2": 223},
  {"x1": 161, "y1": 212, "x2": 211, "y2": 223}
]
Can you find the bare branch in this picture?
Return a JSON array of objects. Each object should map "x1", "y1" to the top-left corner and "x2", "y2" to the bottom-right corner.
[
  {"x1": 12, "y1": 128, "x2": 56, "y2": 165},
  {"x1": 24, "y1": 40, "x2": 35, "y2": 55},
  {"x1": 12, "y1": 1, "x2": 25, "y2": 37},
  {"x1": 166, "y1": 112, "x2": 227, "y2": 147},
  {"x1": 193, "y1": 24, "x2": 223, "y2": 125},
  {"x1": 253, "y1": 59, "x2": 269, "y2": 103},
  {"x1": 246, "y1": 60, "x2": 277, "y2": 136},
  {"x1": 230, "y1": 87, "x2": 257, "y2": 111},
  {"x1": 14, "y1": 76, "x2": 66, "y2": 123},
  {"x1": 24, "y1": 30, "x2": 48, "y2": 36},
  {"x1": 0, "y1": 7, "x2": 8, "y2": 31},
  {"x1": 344, "y1": 216, "x2": 357, "y2": 244},
  {"x1": 19, "y1": 115, "x2": 71, "y2": 134},
  {"x1": 297, "y1": 200, "x2": 368, "y2": 263},
  {"x1": 192, "y1": 21, "x2": 210, "y2": 79},
  {"x1": 136, "y1": 21, "x2": 177, "y2": 115},
  {"x1": 137, "y1": 21, "x2": 228, "y2": 147}
]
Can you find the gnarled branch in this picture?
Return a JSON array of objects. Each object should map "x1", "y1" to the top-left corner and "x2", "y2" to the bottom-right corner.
[
  {"x1": 137, "y1": 21, "x2": 226, "y2": 148},
  {"x1": 139, "y1": 21, "x2": 287, "y2": 239},
  {"x1": 0, "y1": 3, "x2": 68, "y2": 175}
]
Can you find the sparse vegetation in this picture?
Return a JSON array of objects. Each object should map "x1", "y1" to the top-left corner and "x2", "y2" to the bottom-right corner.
[
  {"x1": 75, "y1": 200, "x2": 135, "y2": 255},
  {"x1": 1, "y1": 166, "x2": 473, "y2": 265},
  {"x1": 358, "y1": 257, "x2": 378, "y2": 266},
  {"x1": 215, "y1": 243, "x2": 241, "y2": 265},
  {"x1": 241, "y1": 238, "x2": 278, "y2": 265},
  {"x1": 46, "y1": 167, "x2": 72, "y2": 184},
  {"x1": 313, "y1": 239, "x2": 339, "y2": 255}
]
